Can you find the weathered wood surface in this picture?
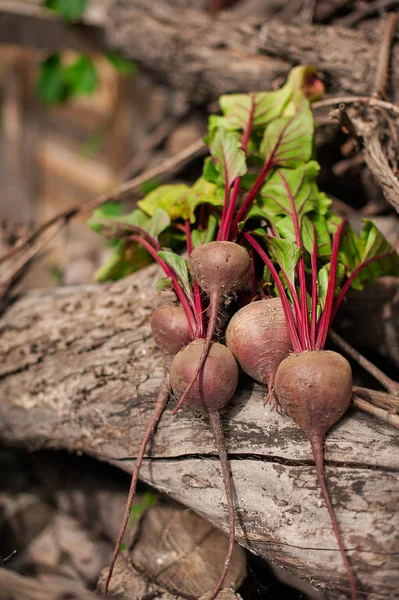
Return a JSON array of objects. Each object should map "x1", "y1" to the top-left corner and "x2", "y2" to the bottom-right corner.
[
  {"x1": 0, "y1": 264, "x2": 398, "y2": 598},
  {"x1": 107, "y1": 0, "x2": 399, "y2": 103},
  {"x1": 2, "y1": 1, "x2": 399, "y2": 103}
]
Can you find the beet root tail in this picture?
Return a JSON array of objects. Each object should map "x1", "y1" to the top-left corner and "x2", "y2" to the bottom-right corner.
[
  {"x1": 207, "y1": 411, "x2": 236, "y2": 600},
  {"x1": 171, "y1": 293, "x2": 219, "y2": 415},
  {"x1": 104, "y1": 372, "x2": 170, "y2": 595},
  {"x1": 263, "y1": 374, "x2": 280, "y2": 412},
  {"x1": 310, "y1": 434, "x2": 358, "y2": 600}
]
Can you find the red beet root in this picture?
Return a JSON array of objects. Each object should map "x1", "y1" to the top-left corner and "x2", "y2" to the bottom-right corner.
[
  {"x1": 105, "y1": 305, "x2": 191, "y2": 595},
  {"x1": 171, "y1": 340, "x2": 239, "y2": 599},
  {"x1": 171, "y1": 339, "x2": 238, "y2": 412},
  {"x1": 151, "y1": 304, "x2": 192, "y2": 357},
  {"x1": 172, "y1": 241, "x2": 251, "y2": 414},
  {"x1": 225, "y1": 298, "x2": 292, "y2": 406},
  {"x1": 275, "y1": 350, "x2": 357, "y2": 599}
]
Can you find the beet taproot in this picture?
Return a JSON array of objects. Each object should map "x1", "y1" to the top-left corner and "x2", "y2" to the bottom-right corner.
[
  {"x1": 171, "y1": 339, "x2": 239, "y2": 599},
  {"x1": 275, "y1": 350, "x2": 357, "y2": 599}
]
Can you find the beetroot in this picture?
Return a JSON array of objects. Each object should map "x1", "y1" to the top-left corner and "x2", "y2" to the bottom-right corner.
[
  {"x1": 151, "y1": 304, "x2": 192, "y2": 358},
  {"x1": 170, "y1": 340, "x2": 239, "y2": 599},
  {"x1": 275, "y1": 350, "x2": 357, "y2": 599},
  {"x1": 225, "y1": 298, "x2": 292, "y2": 405},
  {"x1": 104, "y1": 305, "x2": 191, "y2": 595},
  {"x1": 245, "y1": 214, "x2": 359, "y2": 597},
  {"x1": 171, "y1": 339, "x2": 238, "y2": 412},
  {"x1": 172, "y1": 241, "x2": 251, "y2": 414}
]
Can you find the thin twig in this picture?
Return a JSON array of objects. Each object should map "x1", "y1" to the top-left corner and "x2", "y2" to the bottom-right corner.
[
  {"x1": 312, "y1": 95, "x2": 399, "y2": 116},
  {"x1": 117, "y1": 102, "x2": 188, "y2": 182},
  {"x1": 352, "y1": 396, "x2": 399, "y2": 430},
  {"x1": 373, "y1": 12, "x2": 398, "y2": 99},
  {"x1": 353, "y1": 386, "x2": 399, "y2": 411},
  {"x1": 0, "y1": 221, "x2": 66, "y2": 310},
  {"x1": 0, "y1": 138, "x2": 206, "y2": 267},
  {"x1": 329, "y1": 329, "x2": 399, "y2": 397},
  {"x1": 0, "y1": 550, "x2": 16, "y2": 566},
  {"x1": 329, "y1": 104, "x2": 360, "y2": 140}
]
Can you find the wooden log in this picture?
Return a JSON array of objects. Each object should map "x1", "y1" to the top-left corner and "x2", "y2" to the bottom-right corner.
[
  {"x1": 1, "y1": 1, "x2": 399, "y2": 102},
  {"x1": 107, "y1": 0, "x2": 399, "y2": 103},
  {"x1": 0, "y1": 264, "x2": 398, "y2": 598}
]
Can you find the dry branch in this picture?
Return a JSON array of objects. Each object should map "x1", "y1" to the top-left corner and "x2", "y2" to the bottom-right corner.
[{"x1": 0, "y1": 264, "x2": 398, "y2": 598}]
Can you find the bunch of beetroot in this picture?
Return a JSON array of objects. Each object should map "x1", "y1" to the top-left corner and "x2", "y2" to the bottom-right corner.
[{"x1": 90, "y1": 66, "x2": 399, "y2": 600}]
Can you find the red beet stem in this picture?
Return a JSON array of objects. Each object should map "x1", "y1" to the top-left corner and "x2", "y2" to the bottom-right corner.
[
  {"x1": 309, "y1": 434, "x2": 357, "y2": 600},
  {"x1": 245, "y1": 233, "x2": 303, "y2": 352},
  {"x1": 130, "y1": 234, "x2": 197, "y2": 338},
  {"x1": 219, "y1": 94, "x2": 255, "y2": 241},
  {"x1": 171, "y1": 290, "x2": 219, "y2": 415},
  {"x1": 315, "y1": 220, "x2": 346, "y2": 350},
  {"x1": 208, "y1": 410, "x2": 236, "y2": 599},
  {"x1": 104, "y1": 372, "x2": 171, "y2": 595},
  {"x1": 279, "y1": 170, "x2": 311, "y2": 350},
  {"x1": 185, "y1": 220, "x2": 205, "y2": 338},
  {"x1": 310, "y1": 222, "x2": 318, "y2": 347}
]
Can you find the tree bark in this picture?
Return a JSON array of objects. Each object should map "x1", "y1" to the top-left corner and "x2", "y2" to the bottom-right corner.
[
  {"x1": 0, "y1": 264, "x2": 398, "y2": 597},
  {"x1": 2, "y1": 1, "x2": 399, "y2": 102},
  {"x1": 106, "y1": 0, "x2": 399, "y2": 103}
]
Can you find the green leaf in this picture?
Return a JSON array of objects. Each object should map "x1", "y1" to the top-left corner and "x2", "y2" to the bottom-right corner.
[
  {"x1": 64, "y1": 54, "x2": 97, "y2": 97},
  {"x1": 339, "y1": 220, "x2": 399, "y2": 290},
  {"x1": 254, "y1": 232, "x2": 301, "y2": 289},
  {"x1": 209, "y1": 129, "x2": 247, "y2": 190},
  {"x1": 284, "y1": 65, "x2": 324, "y2": 104},
  {"x1": 43, "y1": 0, "x2": 88, "y2": 21},
  {"x1": 252, "y1": 162, "x2": 330, "y2": 224},
  {"x1": 202, "y1": 156, "x2": 220, "y2": 185},
  {"x1": 88, "y1": 208, "x2": 171, "y2": 245},
  {"x1": 139, "y1": 178, "x2": 161, "y2": 195},
  {"x1": 210, "y1": 66, "x2": 319, "y2": 134},
  {"x1": 36, "y1": 52, "x2": 97, "y2": 106},
  {"x1": 211, "y1": 86, "x2": 291, "y2": 132},
  {"x1": 260, "y1": 93, "x2": 314, "y2": 168},
  {"x1": 36, "y1": 54, "x2": 65, "y2": 105},
  {"x1": 93, "y1": 241, "x2": 151, "y2": 282},
  {"x1": 106, "y1": 52, "x2": 138, "y2": 75},
  {"x1": 129, "y1": 491, "x2": 158, "y2": 524},
  {"x1": 138, "y1": 184, "x2": 191, "y2": 221},
  {"x1": 265, "y1": 236, "x2": 302, "y2": 289},
  {"x1": 147, "y1": 208, "x2": 171, "y2": 239},
  {"x1": 317, "y1": 262, "x2": 346, "y2": 311},
  {"x1": 114, "y1": 208, "x2": 170, "y2": 239},
  {"x1": 155, "y1": 277, "x2": 173, "y2": 292},
  {"x1": 275, "y1": 213, "x2": 332, "y2": 260},
  {"x1": 192, "y1": 214, "x2": 218, "y2": 247},
  {"x1": 157, "y1": 251, "x2": 192, "y2": 300},
  {"x1": 187, "y1": 177, "x2": 221, "y2": 223},
  {"x1": 87, "y1": 202, "x2": 123, "y2": 233}
]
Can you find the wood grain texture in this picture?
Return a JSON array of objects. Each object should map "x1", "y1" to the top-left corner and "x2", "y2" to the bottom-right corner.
[
  {"x1": 106, "y1": 0, "x2": 399, "y2": 103},
  {"x1": 0, "y1": 264, "x2": 398, "y2": 598}
]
